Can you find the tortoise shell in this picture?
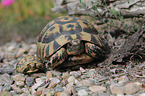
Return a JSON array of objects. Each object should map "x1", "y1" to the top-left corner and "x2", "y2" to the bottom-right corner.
[{"x1": 37, "y1": 16, "x2": 105, "y2": 60}]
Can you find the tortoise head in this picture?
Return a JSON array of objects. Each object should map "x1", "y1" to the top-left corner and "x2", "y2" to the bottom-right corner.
[{"x1": 66, "y1": 39, "x2": 84, "y2": 55}]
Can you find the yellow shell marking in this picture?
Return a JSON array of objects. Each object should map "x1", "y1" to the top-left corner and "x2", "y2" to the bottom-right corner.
[
  {"x1": 62, "y1": 23, "x2": 77, "y2": 31},
  {"x1": 58, "y1": 16, "x2": 74, "y2": 22}
]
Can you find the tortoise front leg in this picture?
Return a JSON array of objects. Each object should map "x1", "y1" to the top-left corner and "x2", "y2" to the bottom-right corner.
[
  {"x1": 46, "y1": 48, "x2": 68, "y2": 68},
  {"x1": 85, "y1": 43, "x2": 105, "y2": 59}
]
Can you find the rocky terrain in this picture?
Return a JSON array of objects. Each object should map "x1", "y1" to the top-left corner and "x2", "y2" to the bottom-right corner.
[{"x1": 0, "y1": 41, "x2": 145, "y2": 96}]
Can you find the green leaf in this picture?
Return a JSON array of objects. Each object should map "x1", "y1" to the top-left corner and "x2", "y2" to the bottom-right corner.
[{"x1": 92, "y1": 6, "x2": 99, "y2": 13}]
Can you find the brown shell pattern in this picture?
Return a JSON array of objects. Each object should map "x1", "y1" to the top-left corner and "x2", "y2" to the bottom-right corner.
[{"x1": 37, "y1": 16, "x2": 105, "y2": 60}]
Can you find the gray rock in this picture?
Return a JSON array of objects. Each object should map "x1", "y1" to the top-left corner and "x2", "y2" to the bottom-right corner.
[
  {"x1": 0, "y1": 64, "x2": 15, "y2": 74},
  {"x1": 79, "y1": 79, "x2": 94, "y2": 87},
  {"x1": 62, "y1": 72, "x2": 70, "y2": 79},
  {"x1": 26, "y1": 77, "x2": 34, "y2": 87},
  {"x1": 92, "y1": 92, "x2": 98, "y2": 96},
  {"x1": 81, "y1": 75, "x2": 88, "y2": 79},
  {"x1": 48, "y1": 77, "x2": 60, "y2": 88},
  {"x1": 0, "y1": 73, "x2": 12, "y2": 86},
  {"x1": 11, "y1": 84, "x2": 23, "y2": 94},
  {"x1": 64, "y1": 84, "x2": 74, "y2": 94},
  {"x1": 55, "y1": 87, "x2": 64, "y2": 92},
  {"x1": 68, "y1": 76, "x2": 76, "y2": 84},
  {"x1": 2, "y1": 85, "x2": 12, "y2": 91},
  {"x1": 98, "y1": 92, "x2": 110, "y2": 96},
  {"x1": 76, "y1": 86, "x2": 90, "y2": 92},
  {"x1": 60, "y1": 91, "x2": 70, "y2": 96},
  {"x1": 0, "y1": 68, "x2": 4, "y2": 74},
  {"x1": 70, "y1": 71, "x2": 81, "y2": 78},
  {"x1": 78, "y1": 89, "x2": 88, "y2": 96},
  {"x1": 31, "y1": 77, "x2": 47, "y2": 95},
  {"x1": 12, "y1": 73, "x2": 25, "y2": 87},
  {"x1": 51, "y1": 71, "x2": 62, "y2": 76},
  {"x1": 21, "y1": 87, "x2": 30, "y2": 94},
  {"x1": 10, "y1": 91, "x2": 17, "y2": 96}
]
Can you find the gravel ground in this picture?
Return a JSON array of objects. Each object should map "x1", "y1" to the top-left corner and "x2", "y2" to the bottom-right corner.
[{"x1": 0, "y1": 41, "x2": 145, "y2": 96}]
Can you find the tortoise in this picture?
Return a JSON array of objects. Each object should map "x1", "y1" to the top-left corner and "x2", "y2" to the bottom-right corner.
[{"x1": 16, "y1": 16, "x2": 109, "y2": 73}]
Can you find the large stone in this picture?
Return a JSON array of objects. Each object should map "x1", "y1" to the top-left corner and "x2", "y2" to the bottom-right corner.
[{"x1": 124, "y1": 83, "x2": 140, "y2": 95}]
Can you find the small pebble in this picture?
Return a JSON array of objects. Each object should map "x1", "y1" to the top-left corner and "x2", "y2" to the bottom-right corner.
[
  {"x1": 34, "y1": 91, "x2": 42, "y2": 96},
  {"x1": 0, "y1": 91, "x2": 11, "y2": 96},
  {"x1": 88, "y1": 69, "x2": 96, "y2": 78},
  {"x1": 60, "y1": 91, "x2": 69, "y2": 96},
  {"x1": 11, "y1": 84, "x2": 23, "y2": 94},
  {"x1": 89, "y1": 85, "x2": 106, "y2": 92},
  {"x1": 70, "y1": 71, "x2": 81, "y2": 78},
  {"x1": 78, "y1": 89, "x2": 88, "y2": 96},
  {"x1": 110, "y1": 85, "x2": 124, "y2": 95},
  {"x1": 12, "y1": 73, "x2": 25, "y2": 87},
  {"x1": 98, "y1": 92, "x2": 109, "y2": 96},
  {"x1": 80, "y1": 67, "x2": 86, "y2": 73},
  {"x1": 26, "y1": 77, "x2": 34, "y2": 87},
  {"x1": 0, "y1": 73, "x2": 12, "y2": 86},
  {"x1": 56, "y1": 92, "x2": 61, "y2": 96},
  {"x1": 51, "y1": 71, "x2": 62, "y2": 76},
  {"x1": 55, "y1": 87, "x2": 64, "y2": 92},
  {"x1": 48, "y1": 77, "x2": 60, "y2": 88},
  {"x1": 62, "y1": 72, "x2": 70, "y2": 79},
  {"x1": 48, "y1": 80, "x2": 57, "y2": 88},
  {"x1": 124, "y1": 83, "x2": 140, "y2": 95},
  {"x1": 68, "y1": 76, "x2": 76, "y2": 83},
  {"x1": 31, "y1": 77, "x2": 46, "y2": 94},
  {"x1": 80, "y1": 79, "x2": 94, "y2": 86},
  {"x1": 2, "y1": 85, "x2": 12, "y2": 91},
  {"x1": 46, "y1": 71, "x2": 53, "y2": 79},
  {"x1": 118, "y1": 75, "x2": 129, "y2": 84}
]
